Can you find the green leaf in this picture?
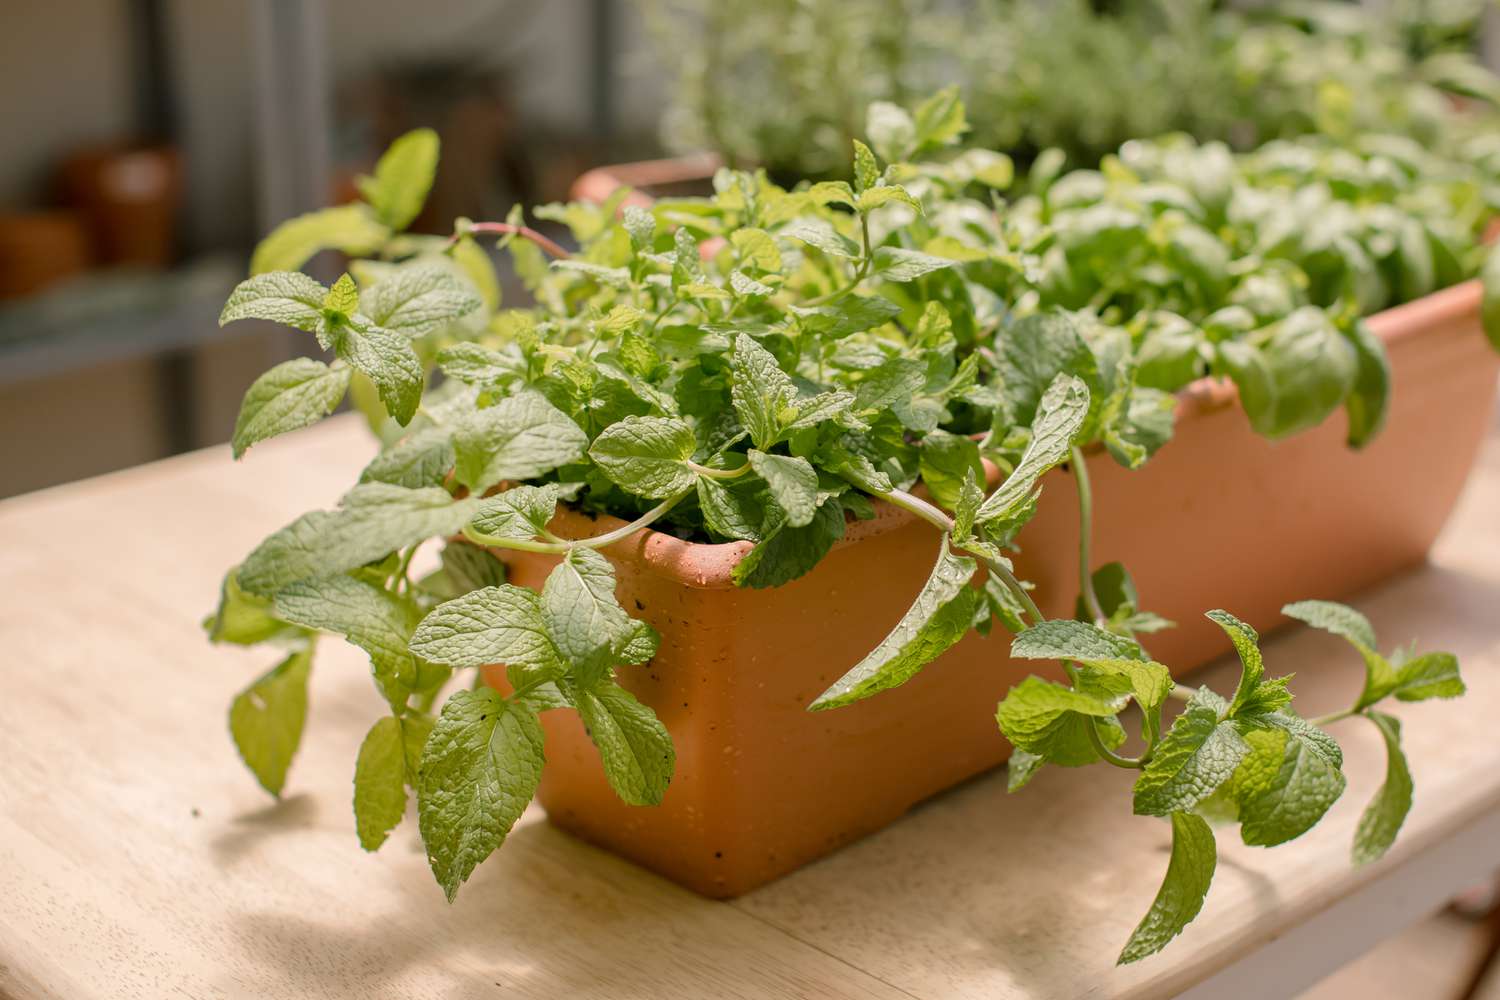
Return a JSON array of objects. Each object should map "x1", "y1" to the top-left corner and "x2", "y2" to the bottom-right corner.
[
  {"x1": 729, "y1": 334, "x2": 797, "y2": 450},
  {"x1": 273, "y1": 574, "x2": 422, "y2": 709},
  {"x1": 468, "y1": 484, "x2": 565, "y2": 542},
  {"x1": 360, "y1": 264, "x2": 482, "y2": 336},
  {"x1": 1007, "y1": 748, "x2": 1045, "y2": 792},
  {"x1": 696, "y1": 476, "x2": 764, "y2": 541},
  {"x1": 732, "y1": 497, "x2": 845, "y2": 589},
  {"x1": 748, "y1": 450, "x2": 820, "y2": 527},
  {"x1": 568, "y1": 681, "x2": 675, "y2": 806},
  {"x1": 359, "y1": 127, "x2": 439, "y2": 231},
  {"x1": 1352, "y1": 711, "x2": 1413, "y2": 865},
  {"x1": 1118, "y1": 812, "x2": 1217, "y2": 964},
  {"x1": 874, "y1": 247, "x2": 951, "y2": 281},
  {"x1": 436, "y1": 542, "x2": 506, "y2": 595},
  {"x1": 857, "y1": 185, "x2": 922, "y2": 215},
  {"x1": 976, "y1": 373, "x2": 1089, "y2": 525},
  {"x1": 1217, "y1": 307, "x2": 1357, "y2": 440},
  {"x1": 249, "y1": 204, "x2": 389, "y2": 276},
  {"x1": 1205, "y1": 609, "x2": 1264, "y2": 717},
  {"x1": 1232, "y1": 715, "x2": 1346, "y2": 848},
  {"x1": 994, "y1": 674, "x2": 1128, "y2": 767},
  {"x1": 911, "y1": 85, "x2": 968, "y2": 151},
  {"x1": 865, "y1": 101, "x2": 916, "y2": 162},
  {"x1": 781, "y1": 221, "x2": 861, "y2": 259},
  {"x1": 1481, "y1": 245, "x2": 1500, "y2": 352},
  {"x1": 1010, "y1": 618, "x2": 1144, "y2": 661},
  {"x1": 324, "y1": 273, "x2": 360, "y2": 318},
  {"x1": 994, "y1": 310, "x2": 1100, "y2": 427},
  {"x1": 1077, "y1": 658, "x2": 1175, "y2": 738},
  {"x1": 852, "y1": 139, "x2": 879, "y2": 193},
  {"x1": 206, "y1": 568, "x2": 301, "y2": 646},
  {"x1": 239, "y1": 483, "x2": 483, "y2": 596},
  {"x1": 1343, "y1": 319, "x2": 1390, "y2": 448},
  {"x1": 812, "y1": 544, "x2": 977, "y2": 709},
  {"x1": 623, "y1": 205, "x2": 655, "y2": 249},
  {"x1": 330, "y1": 322, "x2": 423, "y2": 426},
  {"x1": 1282, "y1": 599, "x2": 1377, "y2": 648},
  {"x1": 229, "y1": 647, "x2": 312, "y2": 797},
  {"x1": 731, "y1": 227, "x2": 783, "y2": 273},
  {"x1": 452, "y1": 392, "x2": 588, "y2": 491},
  {"x1": 1388, "y1": 651, "x2": 1465, "y2": 702},
  {"x1": 410, "y1": 584, "x2": 564, "y2": 675},
  {"x1": 541, "y1": 549, "x2": 634, "y2": 683},
  {"x1": 437, "y1": 342, "x2": 525, "y2": 390},
  {"x1": 354, "y1": 716, "x2": 408, "y2": 851},
  {"x1": 919, "y1": 431, "x2": 984, "y2": 511},
  {"x1": 588, "y1": 416, "x2": 698, "y2": 499},
  {"x1": 360, "y1": 426, "x2": 454, "y2": 488},
  {"x1": 1134, "y1": 688, "x2": 1248, "y2": 817},
  {"x1": 231, "y1": 359, "x2": 350, "y2": 458},
  {"x1": 220, "y1": 271, "x2": 329, "y2": 331},
  {"x1": 417, "y1": 688, "x2": 544, "y2": 901}
]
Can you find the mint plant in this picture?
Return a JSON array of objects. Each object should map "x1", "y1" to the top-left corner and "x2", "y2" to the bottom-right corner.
[{"x1": 208, "y1": 94, "x2": 1494, "y2": 961}]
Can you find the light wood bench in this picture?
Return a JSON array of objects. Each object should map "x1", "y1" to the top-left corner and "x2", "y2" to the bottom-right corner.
[{"x1": 3, "y1": 414, "x2": 1498, "y2": 999}]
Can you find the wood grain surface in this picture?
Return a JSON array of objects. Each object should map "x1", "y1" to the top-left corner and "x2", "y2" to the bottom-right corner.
[{"x1": 2, "y1": 413, "x2": 1498, "y2": 999}]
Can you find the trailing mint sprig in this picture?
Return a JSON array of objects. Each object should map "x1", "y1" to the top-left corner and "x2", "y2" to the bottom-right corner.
[{"x1": 207, "y1": 95, "x2": 1485, "y2": 952}]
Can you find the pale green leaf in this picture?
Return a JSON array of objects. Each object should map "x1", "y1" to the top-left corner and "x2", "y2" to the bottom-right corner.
[
  {"x1": 249, "y1": 204, "x2": 388, "y2": 276},
  {"x1": 220, "y1": 271, "x2": 328, "y2": 331},
  {"x1": 1118, "y1": 812, "x2": 1216, "y2": 964},
  {"x1": 232, "y1": 359, "x2": 351, "y2": 458},
  {"x1": 354, "y1": 716, "x2": 408, "y2": 851},
  {"x1": 360, "y1": 127, "x2": 439, "y2": 231},
  {"x1": 748, "y1": 450, "x2": 819, "y2": 528},
  {"x1": 409, "y1": 584, "x2": 564, "y2": 676},
  {"x1": 1352, "y1": 711, "x2": 1413, "y2": 865},
  {"x1": 588, "y1": 416, "x2": 698, "y2": 499},
  {"x1": 229, "y1": 647, "x2": 312, "y2": 797},
  {"x1": 569, "y1": 681, "x2": 675, "y2": 806},
  {"x1": 453, "y1": 392, "x2": 588, "y2": 492}
]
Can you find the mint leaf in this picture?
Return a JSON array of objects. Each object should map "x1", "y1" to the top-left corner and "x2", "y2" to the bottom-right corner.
[
  {"x1": 249, "y1": 204, "x2": 388, "y2": 276},
  {"x1": 324, "y1": 273, "x2": 360, "y2": 318},
  {"x1": 919, "y1": 431, "x2": 984, "y2": 511},
  {"x1": 206, "y1": 568, "x2": 301, "y2": 646},
  {"x1": 453, "y1": 392, "x2": 588, "y2": 491},
  {"x1": 866, "y1": 101, "x2": 916, "y2": 162},
  {"x1": 994, "y1": 311, "x2": 1100, "y2": 427},
  {"x1": 436, "y1": 542, "x2": 506, "y2": 595},
  {"x1": 568, "y1": 681, "x2": 675, "y2": 806},
  {"x1": 410, "y1": 584, "x2": 564, "y2": 677},
  {"x1": 229, "y1": 647, "x2": 312, "y2": 796},
  {"x1": 732, "y1": 497, "x2": 845, "y2": 589},
  {"x1": 541, "y1": 549, "x2": 634, "y2": 683},
  {"x1": 1352, "y1": 711, "x2": 1413, "y2": 865},
  {"x1": 852, "y1": 139, "x2": 880, "y2": 193},
  {"x1": 468, "y1": 484, "x2": 564, "y2": 542},
  {"x1": 1388, "y1": 651, "x2": 1465, "y2": 702},
  {"x1": 1007, "y1": 748, "x2": 1045, "y2": 792},
  {"x1": 1118, "y1": 812, "x2": 1217, "y2": 964},
  {"x1": 220, "y1": 271, "x2": 328, "y2": 331},
  {"x1": 417, "y1": 688, "x2": 544, "y2": 901},
  {"x1": 1217, "y1": 308, "x2": 1357, "y2": 440},
  {"x1": 696, "y1": 476, "x2": 764, "y2": 541},
  {"x1": 976, "y1": 373, "x2": 1089, "y2": 525},
  {"x1": 812, "y1": 545, "x2": 977, "y2": 709},
  {"x1": 329, "y1": 321, "x2": 423, "y2": 425},
  {"x1": 729, "y1": 334, "x2": 797, "y2": 450},
  {"x1": 873, "y1": 247, "x2": 952, "y2": 281},
  {"x1": 354, "y1": 716, "x2": 408, "y2": 851},
  {"x1": 438, "y1": 342, "x2": 526, "y2": 390},
  {"x1": 782, "y1": 220, "x2": 862, "y2": 259},
  {"x1": 1205, "y1": 609, "x2": 1264, "y2": 716},
  {"x1": 273, "y1": 574, "x2": 422, "y2": 709},
  {"x1": 239, "y1": 484, "x2": 482, "y2": 596},
  {"x1": 1010, "y1": 618, "x2": 1144, "y2": 662},
  {"x1": 748, "y1": 450, "x2": 820, "y2": 527},
  {"x1": 232, "y1": 359, "x2": 351, "y2": 458},
  {"x1": 1281, "y1": 599, "x2": 1378, "y2": 648},
  {"x1": 994, "y1": 674, "x2": 1128, "y2": 767},
  {"x1": 1232, "y1": 715, "x2": 1346, "y2": 847},
  {"x1": 1133, "y1": 688, "x2": 1248, "y2": 816},
  {"x1": 361, "y1": 426, "x2": 454, "y2": 488},
  {"x1": 589, "y1": 416, "x2": 698, "y2": 499},
  {"x1": 911, "y1": 85, "x2": 968, "y2": 151},
  {"x1": 360, "y1": 264, "x2": 482, "y2": 336},
  {"x1": 359, "y1": 127, "x2": 439, "y2": 231}
]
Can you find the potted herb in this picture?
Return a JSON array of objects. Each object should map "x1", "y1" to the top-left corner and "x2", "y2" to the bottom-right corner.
[{"x1": 208, "y1": 100, "x2": 1494, "y2": 964}]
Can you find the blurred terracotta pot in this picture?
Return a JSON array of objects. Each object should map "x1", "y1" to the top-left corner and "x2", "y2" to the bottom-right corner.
[
  {"x1": 0, "y1": 211, "x2": 92, "y2": 299},
  {"x1": 482, "y1": 280, "x2": 1497, "y2": 898},
  {"x1": 59, "y1": 145, "x2": 182, "y2": 268},
  {"x1": 570, "y1": 152, "x2": 723, "y2": 208}
]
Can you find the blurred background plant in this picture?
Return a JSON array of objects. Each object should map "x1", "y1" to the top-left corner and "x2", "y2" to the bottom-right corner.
[{"x1": 644, "y1": 0, "x2": 1500, "y2": 179}]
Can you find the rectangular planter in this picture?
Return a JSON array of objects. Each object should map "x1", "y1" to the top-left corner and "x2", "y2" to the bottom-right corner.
[{"x1": 482, "y1": 279, "x2": 1497, "y2": 900}]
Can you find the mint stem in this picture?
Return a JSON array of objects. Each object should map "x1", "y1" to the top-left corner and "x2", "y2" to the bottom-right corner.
[
  {"x1": 451, "y1": 222, "x2": 571, "y2": 260},
  {"x1": 464, "y1": 490, "x2": 691, "y2": 555},
  {"x1": 1071, "y1": 445, "x2": 1107, "y2": 625}
]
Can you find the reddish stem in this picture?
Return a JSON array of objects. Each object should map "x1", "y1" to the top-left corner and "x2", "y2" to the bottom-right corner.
[{"x1": 453, "y1": 222, "x2": 571, "y2": 260}]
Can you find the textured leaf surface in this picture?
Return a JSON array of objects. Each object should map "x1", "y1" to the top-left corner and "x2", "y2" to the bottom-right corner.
[
  {"x1": 220, "y1": 272, "x2": 329, "y2": 331},
  {"x1": 1353, "y1": 711, "x2": 1413, "y2": 865},
  {"x1": 541, "y1": 549, "x2": 633, "y2": 682},
  {"x1": 569, "y1": 682, "x2": 675, "y2": 806},
  {"x1": 453, "y1": 393, "x2": 588, "y2": 491},
  {"x1": 232, "y1": 359, "x2": 351, "y2": 458},
  {"x1": 589, "y1": 416, "x2": 698, "y2": 498},
  {"x1": 417, "y1": 689, "x2": 544, "y2": 901},
  {"x1": 273, "y1": 574, "x2": 422, "y2": 708},
  {"x1": 748, "y1": 450, "x2": 819, "y2": 527},
  {"x1": 812, "y1": 545, "x2": 977, "y2": 709},
  {"x1": 995, "y1": 675, "x2": 1128, "y2": 767},
  {"x1": 360, "y1": 264, "x2": 482, "y2": 336},
  {"x1": 1134, "y1": 688, "x2": 1247, "y2": 816},
  {"x1": 976, "y1": 373, "x2": 1089, "y2": 524},
  {"x1": 1010, "y1": 618, "x2": 1143, "y2": 662},
  {"x1": 331, "y1": 322, "x2": 423, "y2": 425},
  {"x1": 354, "y1": 716, "x2": 408, "y2": 851},
  {"x1": 1118, "y1": 812, "x2": 1217, "y2": 964},
  {"x1": 410, "y1": 585, "x2": 563, "y2": 673}
]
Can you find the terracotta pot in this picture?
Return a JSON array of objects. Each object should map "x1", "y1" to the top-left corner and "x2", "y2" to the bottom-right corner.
[
  {"x1": 0, "y1": 211, "x2": 92, "y2": 299},
  {"x1": 59, "y1": 145, "x2": 182, "y2": 268},
  {"x1": 482, "y1": 280, "x2": 1497, "y2": 898},
  {"x1": 569, "y1": 152, "x2": 723, "y2": 208}
]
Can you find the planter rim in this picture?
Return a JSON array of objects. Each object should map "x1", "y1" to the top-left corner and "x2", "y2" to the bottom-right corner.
[{"x1": 519, "y1": 278, "x2": 1485, "y2": 591}]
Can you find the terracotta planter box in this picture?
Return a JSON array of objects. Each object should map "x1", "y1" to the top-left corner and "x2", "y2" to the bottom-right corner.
[{"x1": 479, "y1": 279, "x2": 1498, "y2": 898}]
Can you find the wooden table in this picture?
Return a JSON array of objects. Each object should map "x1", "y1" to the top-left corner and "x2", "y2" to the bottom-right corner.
[{"x1": 3, "y1": 414, "x2": 1499, "y2": 1000}]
